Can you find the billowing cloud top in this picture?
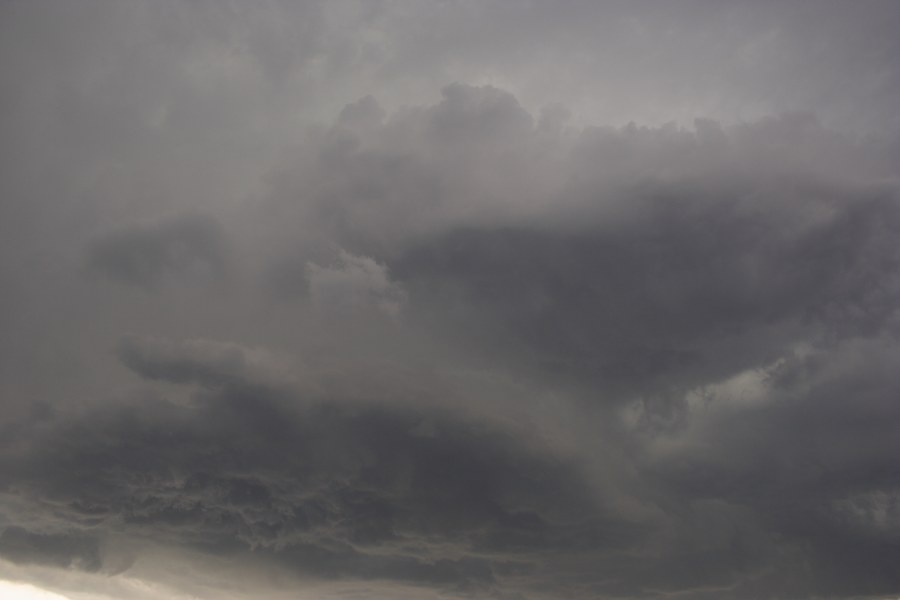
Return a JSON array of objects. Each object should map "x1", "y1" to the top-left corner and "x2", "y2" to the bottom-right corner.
[{"x1": 2, "y1": 2, "x2": 900, "y2": 599}]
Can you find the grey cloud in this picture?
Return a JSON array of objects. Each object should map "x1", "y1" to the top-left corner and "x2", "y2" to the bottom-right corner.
[
  {"x1": 225, "y1": 87, "x2": 900, "y2": 597},
  {"x1": 5, "y1": 327, "x2": 897, "y2": 598},
  {"x1": 86, "y1": 214, "x2": 229, "y2": 289},
  {"x1": 355, "y1": 1, "x2": 900, "y2": 133},
  {"x1": 3, "y1": 3, "x2": 900, "y2": 598},
  {"x1": 0, "y1": 528, "x2": 101, "y2": 573},
  {"x1": 260, "y1": 85, "x2": 548, "y2": 249},
  {"x1": 115, "y1": 335, "x2": 293, "y2": 391},
  {"x1": 266, "y1": 87, "x2": 897, "y2": 252},
  {"x1": 2, "y1": 82, "x2": 899, "y2": 597},
  {"x1": 306, "y1": 251, "x2": 407, "y2": 319},
  {"x1": 629, "y1": 336, "x2": 900, "y2": 597},
  {"x1": 391, "y1": 181, "x2": 900, "y2": 397},
  {"x1": 263, "y1": 87, "x2": 900, "y2": 398},
  {"x1": 0, "y1": 336, "x2": 628, "y2": 597}
]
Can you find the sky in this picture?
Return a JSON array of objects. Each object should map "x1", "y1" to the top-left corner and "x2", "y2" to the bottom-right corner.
[{"x1": 2, "y1": 1, "x2": 900, "y2": 599}]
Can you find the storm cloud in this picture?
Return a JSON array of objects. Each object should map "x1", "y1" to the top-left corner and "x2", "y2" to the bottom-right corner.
[{"x1": 2, "y1": 2, "x2": 900, "y2": 599}]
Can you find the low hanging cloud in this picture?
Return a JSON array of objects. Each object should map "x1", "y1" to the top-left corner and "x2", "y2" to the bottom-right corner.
[
  {"x1": 0, "y1": 334, "x2": 630, "y2": 598},
  {"x1": 636, "y1": 336, "x2": 900, "y2": 597},
  {"x1": 0, "y1": 528, "x2": 101, "y2": 573},
  {"x1": 3, "y1": 64, "x2": 900, "y2": 600}
]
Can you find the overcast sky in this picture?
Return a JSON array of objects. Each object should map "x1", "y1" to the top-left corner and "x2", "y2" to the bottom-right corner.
[{"x1": 2, "y1": 1, "x2": 900, "y2": 599}]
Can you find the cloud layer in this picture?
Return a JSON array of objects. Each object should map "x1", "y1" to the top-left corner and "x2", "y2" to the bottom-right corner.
[{"x1": 2, "y1": 2, "x2": 900, "y2": 599}]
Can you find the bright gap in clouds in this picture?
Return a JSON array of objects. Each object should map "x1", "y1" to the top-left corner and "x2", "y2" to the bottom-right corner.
[{"x1": 0, "y1": 581, "x2": 71, "y2": 600}]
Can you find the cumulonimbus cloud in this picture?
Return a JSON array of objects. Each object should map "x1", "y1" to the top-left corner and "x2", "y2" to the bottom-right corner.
[{"x1": 2, "y1": 79, "x2": 900, "y2": 599}]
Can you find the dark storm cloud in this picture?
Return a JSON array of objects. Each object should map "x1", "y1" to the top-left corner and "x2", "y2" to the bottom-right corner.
[
  {"x1": 633, "y1": 336, "x2": 900, "y2": 597},
  {"x1": 86, "y1": 215, "x2": 229, "y2": 289},
  {"x1": 262, "y1": 85, "x2": 900, "y2": 398},
  {"x1": 3, "y1": 2, "x2": 900, "y2": 599},
  {"x1": 233, "y1": 87, "x2": 900, "y2": 597},
  {"x1": 3, "y1": 87, "x2": 898, "y2": 598},
  {"x1": 0, "y1": 335, "x2": 627, "y2": 596},
  {"x1": 391, "y1": 181, "x2": 900, "y2": 396}
]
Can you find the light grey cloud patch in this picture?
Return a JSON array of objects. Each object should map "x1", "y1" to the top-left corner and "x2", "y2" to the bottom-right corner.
[
  {"x1": 307, "y1": 251, "x2": 407, "y2": 319},
  {"x1": 116, "y1": 335, "x2": 295, "y2": 391},
  {"x1": 86, "y1": 214, "x2": 229, "y2": 289}
]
